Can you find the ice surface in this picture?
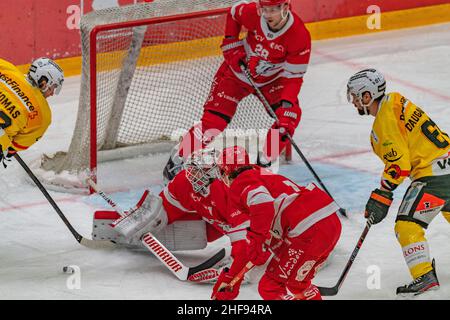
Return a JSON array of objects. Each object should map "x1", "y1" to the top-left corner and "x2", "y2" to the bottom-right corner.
[{"x1": 1, "y1": 22, "x2": 449, "y2": 300}]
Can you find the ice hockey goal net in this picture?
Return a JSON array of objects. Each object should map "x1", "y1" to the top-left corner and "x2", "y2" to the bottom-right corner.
[{"x1": 37, "y1": 0, "x2": 286, "y2": 192}]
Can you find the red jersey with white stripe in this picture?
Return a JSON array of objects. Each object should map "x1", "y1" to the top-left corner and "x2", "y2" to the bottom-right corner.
[
  {"x1": 159, "y1": 169, "x2": 249, "y2": 243},
  {"x1": 227, "y1": 1, "x2": 311, "y2": 104},
  {"x1": 227, "y1": 167, "x2": 339, "y2": 240}
]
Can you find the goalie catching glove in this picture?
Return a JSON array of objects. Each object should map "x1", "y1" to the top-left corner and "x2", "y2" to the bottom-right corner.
[{"x1": 365, "y1": 188, "x2": 393, "y2": 225}]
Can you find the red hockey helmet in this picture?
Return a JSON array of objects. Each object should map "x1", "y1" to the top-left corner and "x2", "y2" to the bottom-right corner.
[
  {"x1": 258, "y1": 0, "x2": 291, "y2": 20},
  {"x1": 217, "y1": 146, "x2": 250, "y2": 177},
  {"x1": 258, "y1": 0, "x2": 290, "y2": 7}
]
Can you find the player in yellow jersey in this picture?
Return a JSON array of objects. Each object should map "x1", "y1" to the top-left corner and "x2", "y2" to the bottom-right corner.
[
  {"x1": 0, "y1": 57, "x2": 64, "y2": 167},
  {"x1": 346, "y1": 69, "x2": 450, "y2": 296}
]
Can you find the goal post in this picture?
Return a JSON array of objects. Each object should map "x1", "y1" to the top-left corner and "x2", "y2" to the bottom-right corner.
[{"x1": 36, "y1": 1, "x2": 288, "y2": 193}]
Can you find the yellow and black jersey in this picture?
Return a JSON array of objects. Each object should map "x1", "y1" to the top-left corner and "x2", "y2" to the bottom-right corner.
[
  {"x1": 0, "y1": 58, "x2": 51, "y2": 151},
  {"x1": 370, "y1": 92, "x2": 450, "y2": 190}
]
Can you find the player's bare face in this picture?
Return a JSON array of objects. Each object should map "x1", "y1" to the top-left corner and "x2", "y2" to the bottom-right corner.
[
  {"x1": 349, "y1": 93, "x2": 366, "y2": 115},
  {"x1": 260, "y1": 4, "x2": 288, "y2": 30},
  {"x1": 43, "y1": 85, "x2": 56, "y2": 98},
  {"x1": 349, "y1": 93, "x2": 362, "y2": 108},
  {"x1": 220, "y1": 171, "x2": 232, "y2": 187}
]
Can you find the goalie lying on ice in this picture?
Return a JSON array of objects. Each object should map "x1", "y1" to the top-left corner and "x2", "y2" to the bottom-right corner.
[{"x1": 92, "y1": 149, "x2": 251, "y2": 280}]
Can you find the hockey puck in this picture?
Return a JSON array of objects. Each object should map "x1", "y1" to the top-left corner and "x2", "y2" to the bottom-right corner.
[{"x1": 63, "y1": 266, "x2": 75, "y2": 274}]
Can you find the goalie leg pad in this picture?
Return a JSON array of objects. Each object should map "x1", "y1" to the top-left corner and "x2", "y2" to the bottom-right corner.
[
  {"x1": 150, "y1": 220, "x2": 208, "y2": 251},
  {"x1": 92, "y1": 211, "x2": 126, "y2": 243},
  {"x1": 93, "y1": 211, "x2": 208, "y2": 251}
]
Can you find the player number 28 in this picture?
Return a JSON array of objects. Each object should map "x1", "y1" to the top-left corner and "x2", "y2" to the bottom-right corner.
[{"x1": 255, "y1": 44, "x2": 269, "y2": 59}]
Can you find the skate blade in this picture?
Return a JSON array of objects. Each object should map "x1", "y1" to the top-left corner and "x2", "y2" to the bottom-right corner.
[{"x1": 396, "y1": 284, "x2": 440, "y2": 300}]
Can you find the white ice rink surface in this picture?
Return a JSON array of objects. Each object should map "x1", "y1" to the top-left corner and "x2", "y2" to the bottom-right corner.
[{"x1": 1, "y1": 22, "x2": 450, "y2": 300}]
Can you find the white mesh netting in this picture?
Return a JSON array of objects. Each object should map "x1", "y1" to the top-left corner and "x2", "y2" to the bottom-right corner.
[{"x1": 37, "y1": 0, "x2": 273, "y2": 190}]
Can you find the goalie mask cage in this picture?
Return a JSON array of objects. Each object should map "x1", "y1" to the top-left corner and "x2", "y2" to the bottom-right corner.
[{"x1": 37, "y1": 0, "x2": 290, "y2": 192}]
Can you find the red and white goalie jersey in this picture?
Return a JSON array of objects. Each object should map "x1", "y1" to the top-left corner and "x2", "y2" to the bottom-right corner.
[
  {"x1": 160, "y1": 169, "x2": 249, "y2": 243},
  {"x1": 228, "y1": 1, "x2": 311, "y2": 103}
]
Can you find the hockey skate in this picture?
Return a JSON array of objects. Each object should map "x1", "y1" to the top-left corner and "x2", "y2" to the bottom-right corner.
[
  {"x1": 256, "y1": 151, "x2": 272, "y2": 168},
  {"x1": 396, "y1": 259, "x2": 439, "y2": 296}
]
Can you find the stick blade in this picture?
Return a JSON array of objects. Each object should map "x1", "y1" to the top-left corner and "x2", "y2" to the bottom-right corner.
[
  {"x1": 188, "y1": 248, "x2": 226, "y2": 277},
  {"x1": 79, "y1": 237, "x2": 117, "y2": 249},
  {"x1": 318, "y1": 286, "x2": 339, "y2": 296}
]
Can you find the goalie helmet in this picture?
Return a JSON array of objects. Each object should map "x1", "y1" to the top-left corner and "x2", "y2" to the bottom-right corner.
[
  {"x1": 184, "y1": 148, "x2": 220, "y2": 196},
  {"x1": 347, "y1": 69, "x2": 386, "y2": 115},
  {"x1": 27, "y1": 57, "x2": 64, "y2": 95},
  {"x1": 217, "y1": 145, "x2": 250, "y2": 178}
]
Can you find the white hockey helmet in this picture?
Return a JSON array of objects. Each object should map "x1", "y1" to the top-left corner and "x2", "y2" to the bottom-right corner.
[
  {"x1": 27, "y1": 58, "x2": 64, "y2": 95},
  {"x1": 347, "y1": 69, "x2": 386, "y2": 115},
  {"x1": 184, "y1": 148, "x2": 220, "y2": 196}
]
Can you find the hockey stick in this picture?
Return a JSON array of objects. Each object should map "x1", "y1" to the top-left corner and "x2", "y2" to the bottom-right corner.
[
  {"x1": 87, "y1": 178, "x2": 226, "y2": 282},
  {"x1": 13, "y1": 154, "x2": 116, "y2": 249},
  {"x1": 239, "y1": 61, "x2": 347, "y2": 217},
  {"x1": 317, "y1": 221, "x2": 372, "y2": 296}
]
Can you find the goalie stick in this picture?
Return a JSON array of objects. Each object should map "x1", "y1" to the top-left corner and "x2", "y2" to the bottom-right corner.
[
  {"x1": 239, "y1": 61, "x2": 347, "y2": 218},
  {"x1": 87, "y1": 178, "x2": 226, "y2": 282},
  {"x1": 13, "y1": 154, "x2": 116, "y2": 249},
  {"x1": 318, "y1": 221, "x2": 372, "y2": 296}
]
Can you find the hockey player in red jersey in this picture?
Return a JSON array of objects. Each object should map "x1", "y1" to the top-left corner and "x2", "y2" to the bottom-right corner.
[
  {"x1": 163, "y1": 0, "x2": 311, "y2": 181},
  {"x1": 211, "y1": 146, "x2": 342, "y2": 300},
  {"x1": 94, "y1": 149, "x2": 251, "y2": 283}
]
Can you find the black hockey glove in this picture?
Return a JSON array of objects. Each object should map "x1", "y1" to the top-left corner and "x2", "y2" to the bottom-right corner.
[
  {"x1": 365, "y1": 188, "x2": 393, "y2": 225},
  {"x1": 0, "y1": 147, "x2": 16, "y2": 169}
]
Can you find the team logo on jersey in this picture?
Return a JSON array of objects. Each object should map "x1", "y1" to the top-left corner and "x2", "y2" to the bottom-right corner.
[
  {"x1": 383, "y1": 148, "x2": 403, "y2": 162},
  {"x1": 385, "y1": 164, "x2": 403, "y2": 180}
]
